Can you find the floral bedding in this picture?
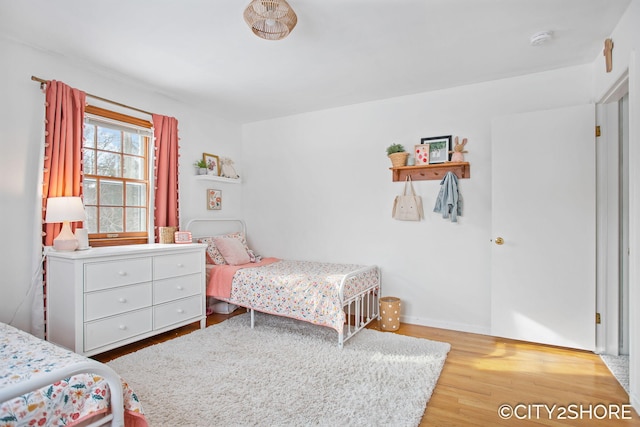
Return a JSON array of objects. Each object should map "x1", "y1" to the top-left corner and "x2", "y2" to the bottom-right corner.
[
  {"x1": 209, "y1": 259, "x2": 380, "y2": 333},
  {"x1": 0, "y1": 322, "x2": 146, "y2": 427}
]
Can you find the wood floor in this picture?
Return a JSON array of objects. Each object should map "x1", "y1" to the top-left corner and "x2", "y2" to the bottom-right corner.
[{"x1": 93, "y1": 313, "x2": 639, "y2": 426}]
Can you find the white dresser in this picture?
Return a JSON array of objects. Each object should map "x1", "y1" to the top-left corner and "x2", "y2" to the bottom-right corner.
[{"x1": 46, "y1": 243, "x2": 207, "y2": 356}]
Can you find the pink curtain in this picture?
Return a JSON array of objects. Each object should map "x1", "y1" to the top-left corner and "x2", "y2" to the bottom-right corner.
[
  {"x1": 152, "y1": 114, "x2": 180, "y2": 242},
  {"x1": 42, "y1": 81, "x2": 86, "y2": 244},
  {"x1": 39, "y1": 81, "x2": 85, "y2": 336}
]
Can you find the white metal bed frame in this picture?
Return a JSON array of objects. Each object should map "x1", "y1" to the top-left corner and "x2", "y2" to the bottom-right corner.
[
  {"x1": 185, "y1": 218, "x2": 381, "y2": 348},
  {"x1": 0, "y1": 334, "x2": 125, "y2": 427}
]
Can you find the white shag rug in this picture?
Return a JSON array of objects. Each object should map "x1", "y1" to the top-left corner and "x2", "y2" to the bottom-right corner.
[
  {"x1": 600, "y1": 354, "x2": 630, "y2": 394},
  {"x1": 108, "y1": 312, "x2": 450, "y2": 427}
]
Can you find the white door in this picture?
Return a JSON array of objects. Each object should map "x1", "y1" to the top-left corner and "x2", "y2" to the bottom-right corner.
[{"x1": 491, "y1": 104, "x2": 596, "y2": 351}]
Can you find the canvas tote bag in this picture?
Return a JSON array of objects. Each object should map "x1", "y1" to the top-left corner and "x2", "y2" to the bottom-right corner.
[{"x1": 392, "y1": 176, "x2": 423, "y2": 221}]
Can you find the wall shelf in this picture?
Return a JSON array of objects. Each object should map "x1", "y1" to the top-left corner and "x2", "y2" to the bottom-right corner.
[
  {"x1": 390, "y1": 162, "x2": 470, "y2": 182},
  {"x1": 194, "y1": 174, "x2": 242, "y2": 184}
]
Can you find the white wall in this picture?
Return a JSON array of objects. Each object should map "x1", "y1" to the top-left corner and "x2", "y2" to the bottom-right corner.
[
  {"x1": 0, "y1": 37, "x2": 243, "y2": 333},
  {"x1": 242, "y1": 65, "x2": 594, "y2": 334}
]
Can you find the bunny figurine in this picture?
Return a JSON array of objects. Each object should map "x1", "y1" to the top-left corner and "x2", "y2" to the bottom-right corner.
[
  {"x1": 220, "y1": 157, "x2": 240, "y2": 179},
  {"x1": 450, "y1": 137, "x2": 468, "y2": 162}
]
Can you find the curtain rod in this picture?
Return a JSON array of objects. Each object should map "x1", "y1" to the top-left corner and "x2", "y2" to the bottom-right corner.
[{"x1": 31, "y1": 75, "x2": 153, "y2": 116}]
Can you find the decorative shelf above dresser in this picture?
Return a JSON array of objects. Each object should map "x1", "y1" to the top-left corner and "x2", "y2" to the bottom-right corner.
[
  {"x1": 195, "y1": 174, "x2": 242, "y2": 184},
  {"x1": 390, "y1": 162, "x2": 470, "y2": 182}
]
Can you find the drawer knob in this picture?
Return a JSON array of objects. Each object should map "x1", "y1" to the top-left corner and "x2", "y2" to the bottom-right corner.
[
  {"x1": 177, "y1": 263, "x2": 184, "y2": 268},
  {"x1": 118, "y1": 271, "x2": 127, "y2": 276},
  {"x1": 118, "y1": 325, "x2": 127, "y2": 330},
  {"x1": 176, "y1": 308, "x2": 185, "y2": 314},
  {"x1": 118, "y1": 297, "x2": 127, "y2": 303},
  {"x1": 176, "y1": 285, "x2": 184, "y2": 290}
]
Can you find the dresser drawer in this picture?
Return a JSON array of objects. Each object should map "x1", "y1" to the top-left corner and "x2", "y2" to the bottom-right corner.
[
  {"x1": 153, "y1": 295, "x2": 203, "y2": 330},
  {"x1": 85, "y1": 282, "x2": 152, "y2": 321},
  {"x1": 153, "y1": 274, "x2": 202, "y2": 305},
  {"x1": 85, "y1": 257, "x2": 152, "y2": 291},
  {"x1": 84, "y1": 308, "x2": 152, "y2": 352},
  {"x1": 154, "y1": 251, "x2": 201, "y2": 280}
]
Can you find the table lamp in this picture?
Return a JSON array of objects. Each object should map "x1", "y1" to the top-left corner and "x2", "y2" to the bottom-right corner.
[{"x1": 45, "y1": 196, "x2": 87, "y2": 251}]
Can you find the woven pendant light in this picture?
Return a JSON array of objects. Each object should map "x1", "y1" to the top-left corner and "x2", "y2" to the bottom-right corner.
[{"x1": 244, "y1": 0, "x2": 297, "y2": 41}]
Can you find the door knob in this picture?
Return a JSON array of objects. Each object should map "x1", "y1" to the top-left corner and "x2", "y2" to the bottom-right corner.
[{"x1": 495, "y1": 237, "x2": 504, "y2": 245}]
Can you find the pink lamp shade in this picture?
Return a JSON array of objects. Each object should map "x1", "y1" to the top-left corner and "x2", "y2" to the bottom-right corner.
[{"x1": 45, "y1": 197, "x2": 87, "y2": 251}]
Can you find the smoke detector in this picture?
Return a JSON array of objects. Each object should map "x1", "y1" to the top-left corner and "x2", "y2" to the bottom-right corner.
[{"x1": 529, "y1": 31, "x2": 553, "y2": 46}]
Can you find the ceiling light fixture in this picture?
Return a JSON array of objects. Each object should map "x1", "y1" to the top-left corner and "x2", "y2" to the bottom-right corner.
[
  {"x1": 244, "y1": 0, "x2": 297, "y2": 41},
  {"x1": 529, "y1": 31, "x2": 553, "y2": 46}
]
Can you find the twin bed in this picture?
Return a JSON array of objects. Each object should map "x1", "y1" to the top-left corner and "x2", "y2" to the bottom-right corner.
[{"x1": 186, "y1": 218, "x2": 381, "y2": 348}]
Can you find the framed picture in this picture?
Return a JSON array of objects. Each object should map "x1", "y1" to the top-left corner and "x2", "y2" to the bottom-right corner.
[
  {"x1": 207, "y1": 189, "x2": 222, "y2": 210},
  {"x1": 414, "y1": 144, "x2": 430, "y2": 165},
  {"x1": 203, "y1": 153, "x2": 220, "y2": 176},
  {"x1": 421, "y1": 135, "x2": 452, "y2": 164}
]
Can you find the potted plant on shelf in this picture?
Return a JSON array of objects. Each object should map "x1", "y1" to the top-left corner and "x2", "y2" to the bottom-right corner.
[
  {"x1": 194, "y1": 159, "x2": 208, "y2": 175},
  {"x1": 386, "y1": 143, "x2": 409, "y2": 168}
]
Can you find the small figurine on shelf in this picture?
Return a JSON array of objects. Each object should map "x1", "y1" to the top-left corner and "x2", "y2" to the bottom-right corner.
[
  {"x1": 220, "y1": 157, "x2": 240, "y2": 179},
  {"x1": 450, "y1": 137, "x2": 468, "y2": 162}
]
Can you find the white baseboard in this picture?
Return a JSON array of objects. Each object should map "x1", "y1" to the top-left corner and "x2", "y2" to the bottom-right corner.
[{"x1": 400, "y1": 315, "x2": 491, "y2": 336}]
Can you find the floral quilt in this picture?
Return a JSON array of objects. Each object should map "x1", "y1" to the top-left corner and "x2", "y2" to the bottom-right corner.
[
  {"x1": 217, "y1": 260, "x2": 380, "y2": 333},
  {"x1": 0, "y1": 322, "x2": 146, "y2": 427}
]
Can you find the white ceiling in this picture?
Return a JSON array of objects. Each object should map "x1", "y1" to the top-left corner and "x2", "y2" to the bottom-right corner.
[{"x1": 0, "y1": 0, "x2": 631, "y2": 123}]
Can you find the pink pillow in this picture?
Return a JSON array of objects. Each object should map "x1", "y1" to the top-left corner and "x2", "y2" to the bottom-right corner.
[
  {"x1": 198, "y1": 232, "x2": 249, "y2": 265},
  {"x1": 213, "y1": 236, "x2": 251, "y2": 265}
]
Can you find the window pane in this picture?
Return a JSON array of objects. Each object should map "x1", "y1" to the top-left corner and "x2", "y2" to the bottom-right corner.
[
  {"x1": 124, "y1": 133, "x2": 144, "y2": 156},
  {"x1": 123, "y1": 155, "x2": 144, "y2": 180},
  {"x1": 126, "y1": 208, "x2": 146, "y2": 232},
  {"x1": 97, "y1": 126, "x2": 121, "y2": 151},
  {"x1": 100, "y1": 180, "x2": 123, "y2": 206},
  {"x1": 83, "y1": 149, "x2": 96, "y2": 175},
  {"x1": 83, "y1": 125, "x2": 95, "y2": 148},
  {"x1": 83, "y1": 179, "x2": 97, "y2": 205},
  {"x1": 97, "y1": 151, "x2": 121, "y2": 177},
  {"x1": 126, "y1": 182, "x2": 146, "y2": 206},
  {"x1": 99, "y1": 207, "x2": 123, "y2": 232},
  {"x1": 85, "y1": 206, "x2": 97, "y2": 233}
]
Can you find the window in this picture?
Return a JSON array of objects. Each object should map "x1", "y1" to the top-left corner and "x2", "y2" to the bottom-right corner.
[{"x1": 83, "y1": 106, "x2": 153, "y2": 246}]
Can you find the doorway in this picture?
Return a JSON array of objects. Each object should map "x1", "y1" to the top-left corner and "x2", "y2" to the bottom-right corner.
[{"x1": 597, "y1": 77, "x2": 629, "y2": 357}]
